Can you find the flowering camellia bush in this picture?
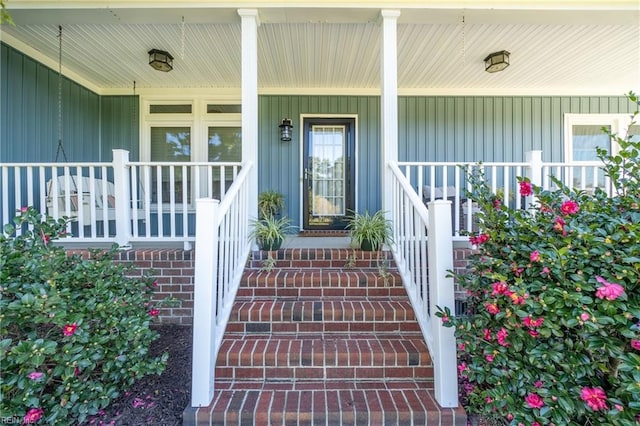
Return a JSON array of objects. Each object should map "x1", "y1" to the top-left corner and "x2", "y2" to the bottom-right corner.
[
  {"x1": 0, "y1": 208, "x2": 175, "y2": 424},
  {"x1": 438, "y1": 93, "x2": 640, "y2": 425}
]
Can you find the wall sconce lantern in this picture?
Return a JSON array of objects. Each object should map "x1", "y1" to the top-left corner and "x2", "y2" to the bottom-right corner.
[
  {"x1": 148, "y1": 49, "x2": 174, "y2": 72},
  {"x1": 279, "y1": 118, "x2": 293, "y2": 141},
  {"x1": 484, "y1": 50, "x2": 510, "y2": 73}
]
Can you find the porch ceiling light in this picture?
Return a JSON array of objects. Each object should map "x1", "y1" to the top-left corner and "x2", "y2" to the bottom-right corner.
[
  {"x1": 279, "y1": 118, "x2": 293, "y2": 142},
  {"x1": 484, "y1": 50, "x2": 510, "y2": 73},
  {"x1": 148, "y1": 49, "x2": 174, "y2": 72}
]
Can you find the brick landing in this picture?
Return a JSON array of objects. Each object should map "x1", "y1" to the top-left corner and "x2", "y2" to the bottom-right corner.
[{"x1": 183, "y1": 248, "x2": 466, "y2": 425}]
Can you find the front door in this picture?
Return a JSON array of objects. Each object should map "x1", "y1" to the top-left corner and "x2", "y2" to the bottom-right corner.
[{"x1": 302, "y1": 117, "x2": 356, "y2": 230}]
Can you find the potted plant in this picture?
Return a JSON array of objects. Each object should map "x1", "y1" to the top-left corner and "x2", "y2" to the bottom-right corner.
[
  {"x1": 258, "y1": 190, "x2": 285, "y2": 219},
  {"x1": 249, "y1": 215, "x2": 291, "y2": 251},
  {"x1": 347, "y1": 210, "x2": 393, "y2": 251}
]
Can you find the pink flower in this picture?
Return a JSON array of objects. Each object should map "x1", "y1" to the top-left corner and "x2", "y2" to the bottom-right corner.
[
  {"x1": 486, "y1": 303, "x2": 500, "y2": 315},
  {"x1": 491, "y1": 281, "x2": 510, "y2": 296},
  {"x1": 148, "y1": 308, "x2": 160, "y2": 317},
  {"x1": 560, "y1": 200, "x2": 579, "y2": 215},
  {"x1": 153, "y1": 281, "x2": 159, "y2": 287},
  {"x1": 441, "y1": 315, "x2": 449, "y2": 324},
  {"x1": 74, "y1": 367, "x2": 81, "y2": 376},
  {"x1": 580, "y1": 312, "x2": 590, "y2": 322},
  {"x1": 529, "y1": 250, "x2": 541, "y2": 262},
  {"x1": 41, "y1": 231, "x2": 50, "y2": 246},
  {"x1": 540, "y1": 204, "x2": 552, "y2": 213},
  {"x1": 615, "y1": 404, "x2": 624, "y2": 411},
  {"x1": 497, "y1": 328, "x2": 510, "y2": 347},
  {"x1": 62, "y1": 323, "x2": 78, "y2": 336},
  {"x1": 458, "y1": 343, "x2": 466, "y2": 351},
  {"x1": 519, "y1": 181, "x2": 533, "y2": 197},
  {"x1": 27, "y1": 371, "x2": 43, "y2": 380},
  {"x1": 553, "y1": 217, "x2": 566, "y2": 236},
  {"x1": 631, "y1": 339, "x2": 640, "y2": 351},
  {"x1": 483, "y1": 329, "x2": 492, "y2": 340},
  {"x1": 580, "y1": 387, "x2": 608, "y2": 411},
  {"x1": 541, "y1": 267, "x2": 550, "y2": 276},
  {"x1": 525, "y1": 393, "x2": 544, "y2": 409},
  {"x1": 493, "y1": 199, "x2": 502, "y2": 209},
  {"x1": 23, "y1": 408, "x2": 44, "y2": 424},
  {"x1": 595, "y1": 276, "x2": 625, "y2": 301},
  {"x1": 509, "y1": 293, "x2": 525, "y2": 305},
  {"x1": 469, "y1": 233, "x2": 490, "y2": 246},
  {"x1": 458, "y1": 362, "x2": 468, "y2": 377},
  {"x1": 534, "y1": 380, "x2": 543, "y2": 388},
  {"x1": 20, "y1": 206, "x2": 29, "y2": 213},
  {"x1": 528, "y1": 330, "x2": 540, "y2": 338},
  {"x1": 485, "y1": 354, "x2": 494, "y2": 362}
]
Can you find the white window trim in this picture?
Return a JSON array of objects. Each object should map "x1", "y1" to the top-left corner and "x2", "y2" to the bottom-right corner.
[
  {"x1": 564, "y1": 113, "x2": 635, "y2": 162},
  {"x1": 140, "y1": 96, "x2": 241, "y2": 162}
]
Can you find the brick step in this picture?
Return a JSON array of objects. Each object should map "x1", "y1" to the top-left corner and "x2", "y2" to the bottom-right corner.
[
  {"x1": 224, "y1": 318, "x2": 422, "y2": 335},
  {"x1": 229, "y1": 300, "x2": 417, "y2": 324},
  {"x1": 184, "y1": 384, "x2": 467, "y2": 425},
  {"x1": 241, "y1": 269, "x2": 403, "y2": 287},
  {"x1": 237, "y1": 270, "x2": 405, "y2": 299},
  {"x1": 216, "y1": 335, "x2": 430, "y2": 368},
  {"x1": 249, "y1": 248, "x2": 396, "y2": 269}
]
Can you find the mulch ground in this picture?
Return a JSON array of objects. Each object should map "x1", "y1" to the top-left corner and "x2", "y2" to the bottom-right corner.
[{"x1": 88, "y1": 324, "x2": 193, "y2": 426}]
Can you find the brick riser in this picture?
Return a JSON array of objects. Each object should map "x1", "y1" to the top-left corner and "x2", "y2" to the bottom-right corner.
[{"x1": 184, "y1": 248, "x2": 466, "y2": 425}]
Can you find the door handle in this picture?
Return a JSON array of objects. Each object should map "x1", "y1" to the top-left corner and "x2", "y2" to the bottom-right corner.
[{"x1": 304, "y1": 168, "x2": 309, "y2": 180}]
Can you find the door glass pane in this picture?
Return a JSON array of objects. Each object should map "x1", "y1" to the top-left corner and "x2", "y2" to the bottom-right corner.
[
  {"x1": 208, "y1": 127, "x2": 241, "y2": 199},
  {"x1": 150, "y1": 127, "x2": 190, "y2": 203},
  {"x1": 310, "y1": 125, "x2": 345, "y2": 218}
]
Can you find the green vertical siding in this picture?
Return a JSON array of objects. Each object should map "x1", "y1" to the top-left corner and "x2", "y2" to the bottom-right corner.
[
  {"x1": 258, "y1": 95, "x2": 381, "y2": 228},
  {"x1": 1, "y1": 42, "x2": 100, "y2": 163},
  {"x1": 399, "y1": 96, "x2": 636, "y2": 163},
  {"x1": 100, "y1": 96, "x2": 140, "y2": 160}
]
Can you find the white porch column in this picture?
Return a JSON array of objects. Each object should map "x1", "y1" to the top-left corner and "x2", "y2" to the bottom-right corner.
[
  {"x1": 381, "y1": 10, "x2": 400, "y2": 215},
  {"x1": 238, "y1": 9, "x2": 259, "y2": 221}
]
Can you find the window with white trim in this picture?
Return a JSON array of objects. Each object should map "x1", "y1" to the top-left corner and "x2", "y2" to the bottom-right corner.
[
  {"x1": 142, "y1": 98, "x2": 241, "y2": 203},
  {"x1": 564, "y1": 113, "x2": 637, "y2": 190}
]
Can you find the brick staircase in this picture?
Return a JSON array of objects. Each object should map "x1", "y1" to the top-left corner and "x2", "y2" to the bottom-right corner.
[{"x1": 184, "y1": 248, "x2": 466, "y2": 425}]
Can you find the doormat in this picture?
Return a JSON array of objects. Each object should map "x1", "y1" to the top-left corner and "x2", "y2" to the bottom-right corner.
[{"x1": 298, "y1": 230, "x2": 349, "y2": 237}]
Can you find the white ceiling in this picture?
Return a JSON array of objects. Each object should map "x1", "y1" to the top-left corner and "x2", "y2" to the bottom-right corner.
[{"x1": 1, "y1": 3, "x2": 639, "y2": 95}]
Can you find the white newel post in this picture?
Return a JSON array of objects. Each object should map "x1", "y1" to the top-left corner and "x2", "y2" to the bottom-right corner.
[
  {"x1": 427, "y1": 200, "x2": 458, "y2": 408},
  {"x1": 191, "y1": 198, "x2": 220, "y2": 407},
  {"x1": 526, "y1": 150, "x2": 543, "y2": 208},
  {"x1": 112, "y1": 149, "x2": 131, "y2": 247}
]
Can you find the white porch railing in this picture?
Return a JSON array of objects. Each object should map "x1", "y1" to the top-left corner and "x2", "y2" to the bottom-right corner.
[
  {"x1": 190, "y1": 161, "x2": 253, "y2": 407},
  {"x1": 398, "y1": 151, "x2": 611, "y2": 239},
  {"x1": 388, "y1": 162, "x2": 458, "y2": 408},
  {"x1": 0, "y1": 149, "x2": 242, "y2": 247}
]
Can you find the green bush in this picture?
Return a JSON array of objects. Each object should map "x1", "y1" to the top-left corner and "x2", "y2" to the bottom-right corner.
[
  {"x1": 438, "y1": 92, "x2": 640, "y2": 425},
  {"x1": 0, "y1": 209, "x2": 174, "y2": 424}
]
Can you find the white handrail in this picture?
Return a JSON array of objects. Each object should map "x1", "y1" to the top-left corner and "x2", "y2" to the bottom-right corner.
[
  {"x1": 388, "y1": 162, "x2": 458, "y2": 408},
  {"x1": 190, "y1": 161, "x2": 253, "y2": 407}
]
